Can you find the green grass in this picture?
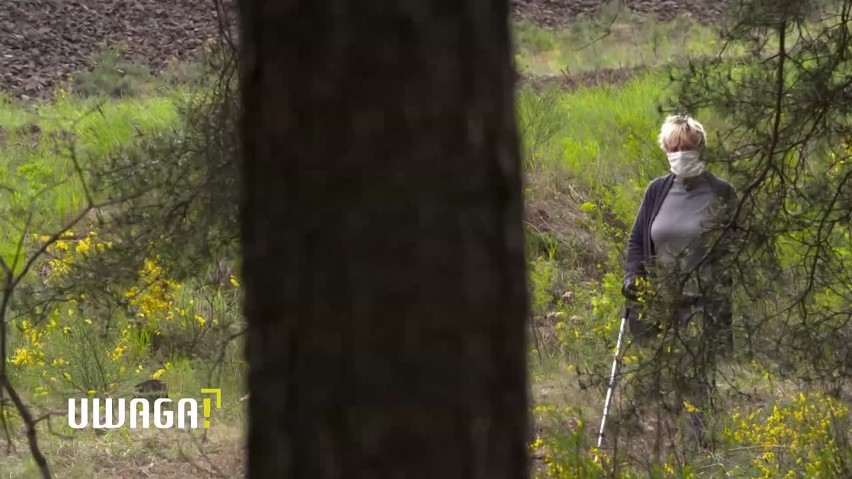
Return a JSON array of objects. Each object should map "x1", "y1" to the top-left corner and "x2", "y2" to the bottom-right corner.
[
  {"x1": 0, "y1": 92, "x2": 180, "y2": 271},
  {"x1": 519, "y1": 72, "x2": 677, "y2": 225},
  {"x1": 1, "y1": 87, "x2": 246, "y2": 477},
  {"x1": 513, "y1": 14, "x2": 734, "y2": 77}
]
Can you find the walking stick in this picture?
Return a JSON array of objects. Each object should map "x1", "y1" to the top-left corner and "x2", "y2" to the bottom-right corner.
[{"x1": 594, "y1": 306, "x2": 630, "y2": 462}]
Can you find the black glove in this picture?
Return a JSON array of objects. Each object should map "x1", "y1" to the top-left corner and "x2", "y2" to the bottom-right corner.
[
  {"x1": 621, "y1": 274, "x2": 648, "y2": 302},
  {"x1": 622, "y1": 275, "x2": 643, "y2": 302}
]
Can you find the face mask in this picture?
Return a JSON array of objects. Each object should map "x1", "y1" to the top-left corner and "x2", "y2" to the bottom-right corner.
[{"x1": 666, "y1": 150, "x2": 705, "y2": 177}]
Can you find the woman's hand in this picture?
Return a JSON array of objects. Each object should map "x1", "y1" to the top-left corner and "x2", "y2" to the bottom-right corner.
[
  {"x1": 622, "y1": 275, "x2": 642, "y2": 301},
  {"x1": 622, "y1": 275, "x2": 654, "y2": 303}
]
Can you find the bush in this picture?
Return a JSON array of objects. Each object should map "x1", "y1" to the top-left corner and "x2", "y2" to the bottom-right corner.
[{"x1": 71, "y1": 45, "x2": 154, "y2": 98}]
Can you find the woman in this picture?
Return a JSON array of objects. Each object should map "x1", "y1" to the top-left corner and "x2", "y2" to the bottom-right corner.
[{"x1": 621, "y1": 114, "x2": 739, "y2": 447}]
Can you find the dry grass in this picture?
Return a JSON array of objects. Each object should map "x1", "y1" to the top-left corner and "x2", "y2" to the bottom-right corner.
[
  {"x1": 524, "y1": 170, "x2": 609, "y2": 278},
  {"x1": 2, "y1": 420, "x2": 245, "y2": 478}
]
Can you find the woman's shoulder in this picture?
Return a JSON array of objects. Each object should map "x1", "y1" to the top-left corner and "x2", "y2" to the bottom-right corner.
[{"x1": 705, "y1": 171, "x2": 737, "y2": 196}]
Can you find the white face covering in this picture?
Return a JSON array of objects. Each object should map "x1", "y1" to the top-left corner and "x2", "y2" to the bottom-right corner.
[{"x1": 666, "y1": 150, "x2": 705, "y2": 177}]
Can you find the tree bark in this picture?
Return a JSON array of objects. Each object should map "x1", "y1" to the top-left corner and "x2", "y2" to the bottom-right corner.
[{"x1": 238, "y1": 1, "x2": 529, "y2": 477}]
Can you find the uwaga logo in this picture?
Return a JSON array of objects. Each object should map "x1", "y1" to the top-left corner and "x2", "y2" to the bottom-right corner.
[{"x1": 67, "y1": 388, "x2": 222, "y2": 430}]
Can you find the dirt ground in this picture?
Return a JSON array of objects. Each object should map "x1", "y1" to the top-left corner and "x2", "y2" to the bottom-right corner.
[
  {"x1": 0, "y1": 0, "x2": 726, "y2": 100},
  {"x1": 511, "y1": 0, "x2": 726, "y2": 28},
  {"x1": 0, "y1": 0, "x2": 236, "y2": 99}
]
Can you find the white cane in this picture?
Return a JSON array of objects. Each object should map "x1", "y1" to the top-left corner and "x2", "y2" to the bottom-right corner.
[{"x1": 594, "y1": 307, "x2": 629, "y2": 462}]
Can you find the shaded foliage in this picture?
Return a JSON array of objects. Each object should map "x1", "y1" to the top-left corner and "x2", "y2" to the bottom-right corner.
[{"x1": 669, "y1": 0, "x2": 852, "y2": 392}]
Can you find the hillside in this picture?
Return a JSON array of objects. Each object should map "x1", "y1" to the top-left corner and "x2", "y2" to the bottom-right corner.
[{"x1": 0, "y1": 0, "x2": 727, "y2": 99}]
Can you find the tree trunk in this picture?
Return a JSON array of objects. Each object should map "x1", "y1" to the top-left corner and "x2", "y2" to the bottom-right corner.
[{"x1": 238, "y1": 1, "x2": 529, "y2": 477}]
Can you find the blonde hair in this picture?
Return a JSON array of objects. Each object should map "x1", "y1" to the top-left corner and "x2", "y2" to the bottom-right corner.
[{"x1": 657, "y1": 115, "x2": 707, "y2": 152}]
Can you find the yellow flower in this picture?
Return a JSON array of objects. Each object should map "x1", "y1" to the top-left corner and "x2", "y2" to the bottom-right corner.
[
  {"x1": 75, "y1": 241, "x2": 90, "y2": 255},
  {"x1": 152, "y1": 368, "x2": 166, "y2": 379},
  {"x1": 683, "y1": 400, "x2": 700, "y2": 413},
  {"x1": 195, "y1": 314, "x2": 206, "y2": 326},
  {"x1": 111, "y1": 344, "x2": 126, "y2": 361},
  {"x1": 622, "y1": 355, "x2": 639, "y2": 365},
  {"x1": 528, "y1": 436, "x2": 544, "y2": 451},
  {"x1": 87, "y1": 390, "x2": 96, "y2": 397},
  {"x1": 10, "y1": 348, "x2": 34, "y2": 366},
  {"x1": 229, "y1": 276, "x2": 240, "y2": 287}
]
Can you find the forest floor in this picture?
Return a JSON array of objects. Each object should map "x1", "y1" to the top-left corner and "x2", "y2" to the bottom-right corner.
[{"x1": 4, "y1": 424, "x2": 245, "y2": 478}]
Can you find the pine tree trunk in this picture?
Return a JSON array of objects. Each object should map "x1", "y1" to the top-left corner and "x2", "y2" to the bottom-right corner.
[{"x1": 238, "y1": 1, "x2": 529, "y2": 477}]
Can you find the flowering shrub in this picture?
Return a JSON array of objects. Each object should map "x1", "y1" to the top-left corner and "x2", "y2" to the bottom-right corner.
[
  {"x1": 528, "y1": 402, "x2": 701, "y2": 478},
  {"x1": 527, "y1": 373, "x2": 852, "y2": 478},
  {"x1": 7, "y1": 228, "x2": 242, "y2": 398},
  {"x1": 545, "y1": 270, "x2": 626, "y2": 369},
  {"x1": 528, "y1": 404, "x2": 615, "y2": 479},
  {"x1": 722, "y1": 392, "x2": 851, "y2": 478},
  {"x1": 124, "y1": 256, "x2": 181, "y2": 327},
  {"x1": 39, "y1": 230, "x2": 112, "y2": 284}
]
